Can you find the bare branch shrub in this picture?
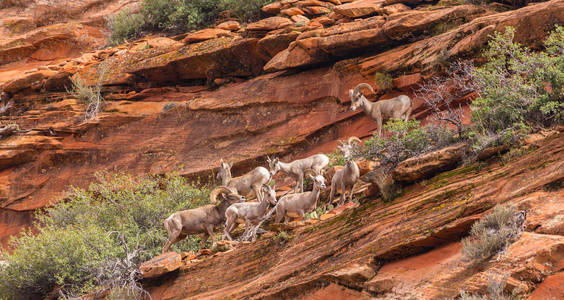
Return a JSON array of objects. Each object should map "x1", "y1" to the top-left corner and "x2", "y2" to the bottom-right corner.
[
  {"x1": 462, "y1": 205, "x2": 526, "y2": 261},
  {"x1": 416, "y1": 60, "x2": 476, "y2": 137},
  {"x1": 67, "y1": 64, "x2": 107, "y2": 121},
  {"x1": 94, "y1": 232, "x2": 152, "y2": 300},
  {"x1": 357, "y1": 119, "x2": 458, "y2": 174}
]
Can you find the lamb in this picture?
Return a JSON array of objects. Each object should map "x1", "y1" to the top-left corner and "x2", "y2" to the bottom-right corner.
[
  {"x1": 267, "y1": 154, "x2": 329, "y2": 193},
  {"x1": 274, "y1": 170, "x2": 326, "y2": 223},
  {"x1": 223, "y1": 184, "x2": 278, "y2": 242},
  {"x1": 329, "y1": 137, "x2": 361, "y2": 206},
  {"x1": 162, "y1": 186, "x2": 245, "y2": 253},
  {"x1": 217, "y1": 159, "x2": 271, "y2": 202},
  {"x1": 349, "y1": 83, "x2": 412, "y2": 137}
]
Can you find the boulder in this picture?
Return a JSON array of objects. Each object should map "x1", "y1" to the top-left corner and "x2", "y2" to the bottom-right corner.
[
  {"x1": 381, "y1": 3, "x2": 411, "y2": 15},
  {"x1": 291, "y1": 15, "x2": 310, "y2": 24},
  {"x1": 364, "y1": 277, "x2": 396, "y2": 294},
  {"x1": 139, "y1": 252, "x2": 183, "y2": 278},
  {"x1": 302, "y1": 6, "x2": 331, "y2": 15},
  {"x1": 281, "y1": 7, "x2": 305, "y2": 16},
  {"x1": 262, "y1": 2, "x2": 282, "y2": 14},
  {"x1": 257, "y1": 31, "x2": 300, "y2": 59},
  {"x1": 334, "y1": 0, "x2": 386, "y2": 18},
  {"x1": 324, "y1": 264, "x2": 376, "y2": 286},
  {"x1": 183, "y1": 28, "x2": 235, "y2": 44},
  {"x1": 247, "y1": 17, "x2": 294, "y2": 32},
  {"x1": 217, "y1": 21, "x2": 241, "y2": 31},
  {"x1": 392, "y1": 143, "x2": 467, "y2": 183}
]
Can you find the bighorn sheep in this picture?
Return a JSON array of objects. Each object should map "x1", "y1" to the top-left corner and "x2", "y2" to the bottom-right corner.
[
  {"x1": 349, "y1": 83, "x2": 412, "y2": 137},
  {"x1": 162, "y1": 186, "x2": 245, "y2": 253},
  {"x1": 274, "y1": 170, "x2": 326, "y2": 223},
  {"x1": 329, "y1": 137, "x2": 361, "y2": 206},
  {"x1": 267, "y1": 154, "x2": 329, "y2": 193},
  {"x1": 224, "y1": 184, "x2": 277, "y2": 242},
  {"x1": 217, "y1": 159, "x2": 271, "y2": 202}
]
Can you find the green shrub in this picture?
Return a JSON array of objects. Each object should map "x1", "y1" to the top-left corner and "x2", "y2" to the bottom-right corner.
[
  {"x1": 461, "y1": 205, "x2": 525, "y2": 261},
  {"x1": 142, "y1": 0, "x2": 221, "y2": 32},
  {"x1": 0, "y1": 225, "x2": 118, "y2": 298},
  {"x1": 373, "y1": 72, "x2": 393, "y2": 92},
  {"x1": 327, "y1": 149, "x2": 346, "y2": 168},
  {"x1": 218, "y1": 0, "x2": 273, "y2": 23},
  {"x1": 0, "y1": 173, "x2": 210, "y2": 299},
  {"x1": 107, "y1": 10, "x2": 145, "y2": 46},
  {"x1": 107, "y1": 0, "x2": 272, "y2": 44},
  {"x1": 469, "y1": 25, "x2": 564, "y2": 152},
  {"x1": 361, "y1": 119, "x2": 458, "y2": 171}
]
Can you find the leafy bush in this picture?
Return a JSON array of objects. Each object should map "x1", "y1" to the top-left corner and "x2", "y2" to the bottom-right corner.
[
  {"x1": 469, "y1": 25, "x2": 564, "y2": 152},
  {"x1": 461, "y1": 205, "x2": 525, "y2": 261},
  {"x1": 219, "y1": 0, "x2": 273, "y2": 23},
  {"x1": 360, "y1": 119, "x2": 458, "y2": 172},
  {"x1": 327, "y1": 149, "x2": 346, "y2": 168},
  {"x1": 108, "y1": 0, "x2": 273, "y2": 44},
  {"x1": 107, "y1": 10, "x2": 145, "y2": 46},
  {"x1": 0, "y1": 173, "x2": 210, "y2": 299},
  {"x1": 142, "y1": 0, "x2": 221, "y2": 32}
]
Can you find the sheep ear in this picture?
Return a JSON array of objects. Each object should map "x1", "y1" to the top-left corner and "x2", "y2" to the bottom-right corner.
[
  {"x1": 308, "y1": 174, "x2": 314, "y2": 179},
  {"x1": 349, "y1": 89, "x2": 354, "y2": 98},
  {"x1": 220, "y1": 158, "x2": 224, "y2": 164}
]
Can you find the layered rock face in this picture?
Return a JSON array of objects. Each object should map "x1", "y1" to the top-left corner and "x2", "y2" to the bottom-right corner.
[
  {"x1": 144, "y1": 130, "x2": 564, "y2": 299},
  {"x1": 0, "y1": 1, "x2": 563, "y2": 297}
]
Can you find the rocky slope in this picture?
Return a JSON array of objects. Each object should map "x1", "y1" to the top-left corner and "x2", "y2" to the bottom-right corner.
[
  {"x1": 143, "y1": 129, "x2": 563, "y2": 299},
  {"x1": 0, "y1": 0, "x2": 563, "y2": 297}
]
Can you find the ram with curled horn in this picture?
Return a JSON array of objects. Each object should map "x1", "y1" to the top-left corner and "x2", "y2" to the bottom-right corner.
[
  {"x1": 162, "y1": 186, "x2": 245, "y2": 253},
  {"x1": 349, "y1": 83, "x2": 412, "y2": 137}
]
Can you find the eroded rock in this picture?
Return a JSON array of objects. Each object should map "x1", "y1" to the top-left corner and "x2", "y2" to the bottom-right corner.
[
  {"x1": 392, "y1": 143, "x2": 467, "y2": 183},
  {"x1": 139, "y1": 252, "x2": 182, "y2": 278}
]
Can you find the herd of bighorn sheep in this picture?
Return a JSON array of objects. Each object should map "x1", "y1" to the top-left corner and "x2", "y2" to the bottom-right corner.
[{"x1": 162, "y1": 83, "x2": 413, "y2": 252}]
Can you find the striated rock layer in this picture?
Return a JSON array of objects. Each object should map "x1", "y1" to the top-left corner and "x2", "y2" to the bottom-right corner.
[{"x1": 144, "y1": 131, "x2": 564, "y2": 299}]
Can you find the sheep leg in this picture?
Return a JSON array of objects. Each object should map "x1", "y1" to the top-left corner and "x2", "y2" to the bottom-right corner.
[
  {"x1": 205, "y1": 224, "x2": 216, "y2": 249},
  {"x1": 329, "y1": 179, "x2": 337, "y2": 204},
  {"x1": 376, "y1": 114, "x2": 383, "y2": 137},
  {"x1": 274, "y1": 207, "x2": 284, "y2": 223},
  {"x1": 339, "y1": 181, "x2": 346, "y2": 206},
  {"x1": 200, "y1": 232, "x2": 209, "y2": 249},
  {"x1": 224, "y1": 219, "x2": 235, "y2": 241},
  {"x1": 253, "y1": 184, "x2": 262, "y2": 203},
  {"x1": 404, "y1": 104, "x2": 412, "y2": 121}
]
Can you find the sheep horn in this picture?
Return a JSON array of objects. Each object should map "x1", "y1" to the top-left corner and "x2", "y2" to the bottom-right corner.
[
  {"x1": 209, "y1": 186, "x2": 234, "y2": 204},
  {"x1": 304, "y1": 168, "x2": 318, "y2": 177},
  {"x1": 353, "y1": 83, "x2": 375, "y2": 95},
  {"x1": 347, "y1": 136, "x2": 362, "y2": 145}
]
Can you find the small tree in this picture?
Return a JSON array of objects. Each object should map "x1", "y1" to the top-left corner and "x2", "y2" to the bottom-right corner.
[{"x1": 416, "y1": 61, "x2": 475, "y2": 137}]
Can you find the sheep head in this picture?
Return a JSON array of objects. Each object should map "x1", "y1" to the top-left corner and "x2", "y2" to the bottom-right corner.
[
  {"x1": 266, "y1": 156, "x2": 280, "y2": 176},
  {"x1": 349, "y1": 83, "x2": 374, "y2": 111},
  {"x1": 305, "y1": 169, "x2": 326, "y2": 189},
  {"x1": 210, "y1": 186, "x2": 245, "y2": 205},
  {"x1": 262, "y1": 184, "x2": 277, "y2": 206},
  {"x1": 217, "y1": 159, "x2": 233, "y2": 183},
  {"x1": 338, "y1": 136, "x2": 362, "y2": 159}
]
